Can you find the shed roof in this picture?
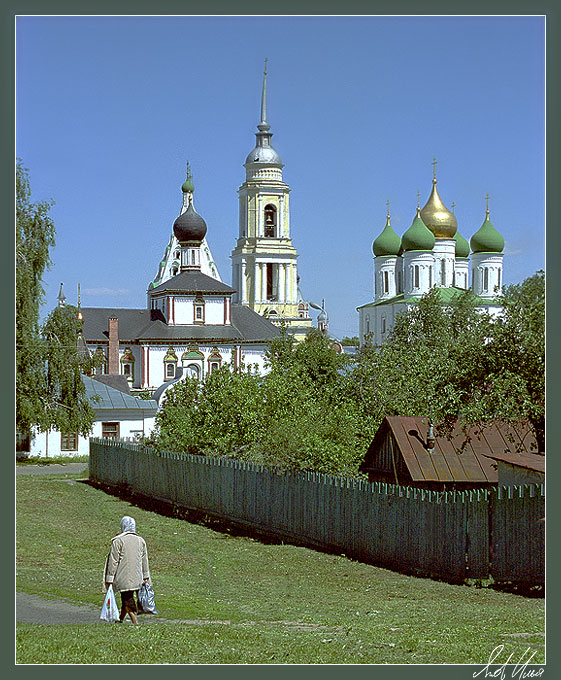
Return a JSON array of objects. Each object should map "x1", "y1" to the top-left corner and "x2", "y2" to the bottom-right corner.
[
  {"x1": 361, "y1": 416, "x2": 538, "y2": 484},
  {"x1": 482, "y1": 450, "x2": 544, "y2": 474}
]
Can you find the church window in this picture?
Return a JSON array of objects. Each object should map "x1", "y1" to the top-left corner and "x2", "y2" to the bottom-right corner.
[
  {"x1": 193, "y1": 297, "x2": 205, "y2": 324},
  {"x1": 266, "y1": 263, "x2": 277, "y2": 300},
  {"x1": 120, "y1": 347, "x2": 135, "y2": 382},
  {"x1": 172, "y1": 266, "x2": 178, "y2": 276},
  {"x1": 429, "y1": 266, "x2": 433, "y2": 288},
  {"x1": 497, "y1": 269, "x2": 501, "y2": 290},
  {"x1": 163, "y1": 346, "x2": 178, "y2": 381},
  {"x1": 102, "y1": 422, "x2": 120, "y2": 440},
  {"x1": 397, "y1": 269, "x2": 402, "y2": 293},
  {"x1": 381, "y1": 317, "x2": 386, "y2": 334},
  {"x1": 483, "y1": 268, "x2": 489, "y2": 291},
  {"x1": 61, "y1": 432, "x2": 78, "y2": 451},
  {"x1": 264, "y1": 204, "x2": 277, "y2": 237},
  {"x1": 413, "y1": 265, "x2": 420, "y2": 289},
  {"x1": 208, "y1": 347, "x2": 222, "y2": 373},
  {"x1": 441, "y1": 259, "x2": 446, "y2": 285},
  {"x1": 383, "y1": 271, "x2": 389, "y2": 294}
]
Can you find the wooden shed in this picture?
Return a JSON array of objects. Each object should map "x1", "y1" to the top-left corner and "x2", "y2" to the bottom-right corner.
[{"x1": 359, "y1": 416, "x2": 538, "y2": 491}]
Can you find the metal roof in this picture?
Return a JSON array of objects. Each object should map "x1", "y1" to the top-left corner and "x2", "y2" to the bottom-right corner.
[
  {"x1": 150, "y1": 270, "x2": 234, "y2": 295},
  {"x1": 83, "y1": 376, "x2": 158, "y2": 413},
  {"x1": 361, "y1": 416, "x2": 539, "y2": 485},
  {"x1": 81, "y1": 304, "x2": 280, "y2": 344}
]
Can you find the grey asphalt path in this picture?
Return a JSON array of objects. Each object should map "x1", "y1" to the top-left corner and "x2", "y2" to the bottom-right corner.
[
  {"x1": 16, "y1": 592, "x2": 167, "y2": 625},
  {"x1": 16, "y1": 463, "x2": 88, "y2": 476}
]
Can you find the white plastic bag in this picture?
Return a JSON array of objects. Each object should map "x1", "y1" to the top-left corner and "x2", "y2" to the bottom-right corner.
[
  {"x1": 100, "y1": 584, "x2": 120, "y2": 622},
  {"x1": 138, "y1": 582, "x2": 157, "y2": 614}
]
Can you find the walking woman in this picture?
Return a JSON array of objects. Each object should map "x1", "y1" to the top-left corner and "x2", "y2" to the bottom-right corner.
[{"x1": 104, "y1": 516, "x2": 151, "y2": 624}]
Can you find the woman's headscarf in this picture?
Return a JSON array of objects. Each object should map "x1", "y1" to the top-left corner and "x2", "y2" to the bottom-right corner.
[{"x1": 120, "y1": 516, "x2": 136, "y2": 534}]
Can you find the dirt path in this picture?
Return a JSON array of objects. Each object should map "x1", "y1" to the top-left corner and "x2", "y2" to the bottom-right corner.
[
  {"x1": 16, "y1": 592, "x2": 167, "y2": 625},
  {"x1": 16, "y1": 463, "x2": 88, "y2": 476}
]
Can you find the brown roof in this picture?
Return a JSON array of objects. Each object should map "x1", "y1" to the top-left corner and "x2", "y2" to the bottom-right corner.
[
  {"x1": 361, "y1": 416, "x2": 538, "y2": 484},
  {"x1": 482, "y1": 450, "x2": 545, "y2": 474}
]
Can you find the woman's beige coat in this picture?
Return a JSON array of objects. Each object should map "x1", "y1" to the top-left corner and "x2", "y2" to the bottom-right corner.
[{"x1": 104, "y1": 532, "x2": 151, "y2": 593}]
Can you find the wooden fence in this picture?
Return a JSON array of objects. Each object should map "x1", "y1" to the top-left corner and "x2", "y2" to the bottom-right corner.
[{"x1": 89, "y1": 439, "x2": 545, "y2": 586}]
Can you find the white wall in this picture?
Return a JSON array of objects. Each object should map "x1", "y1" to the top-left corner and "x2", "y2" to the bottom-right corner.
[{"x1": 29, "y1": 412, "x2": 156, "y2": 458}]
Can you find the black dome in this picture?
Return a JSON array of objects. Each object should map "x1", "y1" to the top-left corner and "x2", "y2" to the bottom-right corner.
[{"x1": 173, "y1": 202, "x2": 207, "y2": 243}]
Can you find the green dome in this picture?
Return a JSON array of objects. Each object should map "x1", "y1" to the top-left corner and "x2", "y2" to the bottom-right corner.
[
  {"x1": 373, "y1": 216, "x2": 401, "y2": 256},
  {"x1": 470, "y1": 211, "x2": 504, "y2": 253},
  {"x1": 454, "y1": 231, "x2": 470, "y2": 258},
  {"x1": 402, "y1": 209, "x2": 436, "y2": 252},
  {"x1": 182, "y1": 178, "x2": 194, "y2": 193}
]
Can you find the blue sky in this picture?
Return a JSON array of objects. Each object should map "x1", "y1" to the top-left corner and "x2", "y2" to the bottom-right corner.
[{"x1": 16, "y1": 15, "x2": 545, "y2": 338}]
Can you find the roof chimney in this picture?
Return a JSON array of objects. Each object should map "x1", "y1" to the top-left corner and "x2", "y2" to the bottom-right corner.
[{"x1": 108, "y1": 317, "x2": 119, "y2": 375}]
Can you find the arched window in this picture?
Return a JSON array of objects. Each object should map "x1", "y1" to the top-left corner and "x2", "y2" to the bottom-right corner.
[
  {"x1": 208, "y1": 347, "x2": 222, "y2": 373},
  {"x1": 383, "y1": 271, "x2": 389, "y2": 294},
  {"x1": 163, "y1": 346, "x2": 178, "y2": 381},
  {"x1": 441, "y1": 259, "x2": 446, "y2": 285},
  {"x1": 264, "y1": 204, "x2": 277, "y2": 237},
  {"x1": 483, "y1": 268, "x2": 489, "y2": 291}
]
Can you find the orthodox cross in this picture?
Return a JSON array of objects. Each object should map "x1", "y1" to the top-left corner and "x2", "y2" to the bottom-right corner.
[{"x1": 432, "y1": 157, "x2": 438, "y2": 180}]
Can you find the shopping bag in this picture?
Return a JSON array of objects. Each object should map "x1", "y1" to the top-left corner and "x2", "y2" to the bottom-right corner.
[
  {"x1": 100, "y1": 584, "x2": 120, "y2": 622},
  {"x1": 137, "y1": 582, "x2": 157, "y2": 614}
]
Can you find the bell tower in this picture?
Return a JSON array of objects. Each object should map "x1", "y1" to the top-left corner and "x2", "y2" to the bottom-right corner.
[{"x1": 231, "y1": 60, "x2": 311, "y2": 334}]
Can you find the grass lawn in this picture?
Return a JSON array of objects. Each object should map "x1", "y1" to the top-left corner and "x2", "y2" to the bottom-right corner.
[{"x1": 16, "y1": 469, "x2": 545, "y2": 665}]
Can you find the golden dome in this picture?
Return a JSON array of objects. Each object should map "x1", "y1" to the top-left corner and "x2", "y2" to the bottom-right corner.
[{"x1": 420, "y1": 162, "x2": 457, "y2": 239}]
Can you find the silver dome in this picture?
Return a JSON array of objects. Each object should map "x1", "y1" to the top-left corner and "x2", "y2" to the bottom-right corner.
[{"x1": 245, "y1": 144, "x2": 283, "y2": 166}]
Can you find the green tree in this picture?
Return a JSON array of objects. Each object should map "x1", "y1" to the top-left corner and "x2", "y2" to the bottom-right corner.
[
  {"x1": 16, "y1": 160, "x2": 96, "y2": 438},
  {"x1": 349, "y1": 277, "x2": 545, "y2": 450},
  {"x1": 41, "y1": 305, "x2": 96, "y2": 436},
  {"x1": 16, "y1": 160, "x2": 55, "y2": 434}
]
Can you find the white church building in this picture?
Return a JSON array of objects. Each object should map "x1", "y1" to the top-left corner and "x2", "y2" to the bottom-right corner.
[{"x1": 357, "y1": 163, "x2": 505, "y2": 346}]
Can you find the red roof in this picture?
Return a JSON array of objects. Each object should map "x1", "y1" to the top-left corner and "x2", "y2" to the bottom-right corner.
[
  {"x1": 482, "y1": 450, "x2": 545, "y2": 474},
  {"x1": 362, "y1": 416, "x2": 538, "y2": 484}
]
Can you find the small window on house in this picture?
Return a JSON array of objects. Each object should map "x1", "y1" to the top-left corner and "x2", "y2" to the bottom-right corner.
[
  {"x1": 102, "y1": 422, "x2": 120, "y2": 440},
  {"x1": 61, "y1": 432, "x2": 78, "y2": 451},
  {"x1": 210, "y1": 362, "x2": 220, "y2": 373},
  {"x1": 264, "y1": 204, "x2": 277, "y2": 237},
  {"x1": 166, "y1": 362, "x2": 176, "y2": 378}
]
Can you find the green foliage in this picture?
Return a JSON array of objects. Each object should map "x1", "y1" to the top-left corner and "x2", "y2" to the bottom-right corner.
[
  {"x1": 41, "y1": 305, "x2": 96, "y2": 436},
  {"x1": 16, "y1": 160, "x2": 96, "y2": 437},
  {"x1": 150, "y1": 272, "x2": 545, "y2": 472},
  {"x1": 16, "y1": 159, "x2": 55, "y2": 434},
  {"x1": 341, "y1": 335, "x2": 360, "y2": 346},
  {"x1": 349, "y1": 276, "x2": 545, "y2": 448},
  {"x1": 151, "y1": 330, "x2": 368, "y2": 475}
]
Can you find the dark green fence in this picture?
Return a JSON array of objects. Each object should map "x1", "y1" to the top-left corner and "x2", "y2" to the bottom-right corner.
[{"x1": 89, "y1": 439, "x2": 544, "y2": 586}]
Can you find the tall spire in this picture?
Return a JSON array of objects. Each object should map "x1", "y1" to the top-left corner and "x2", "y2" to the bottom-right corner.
[
  {"x1": 77, "y1": 283, "x2": 82, "y2": 321},
  {"x1": 244, "y1": 59, "x2": 282, "y2": 168},
  {"x1": 57, "y1": 282, "x2": 66, "y2": 307},
  {"x1": 259, "y1": 58, "x2": 269, "y2": 131}
]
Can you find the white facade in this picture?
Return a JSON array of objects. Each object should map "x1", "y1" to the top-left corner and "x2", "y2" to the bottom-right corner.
[{"x1": 29, "y1": 414, "x2": 157, "y2": 458}]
